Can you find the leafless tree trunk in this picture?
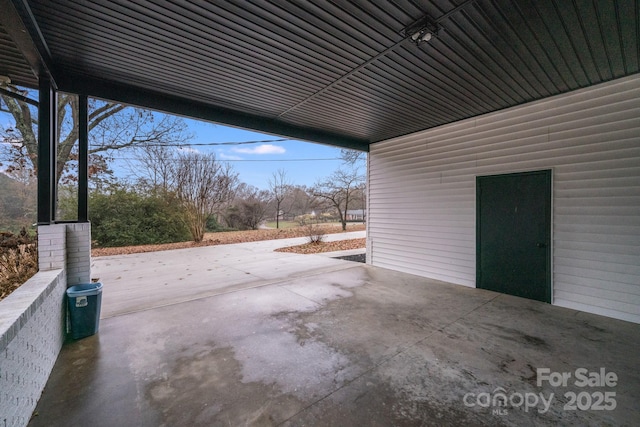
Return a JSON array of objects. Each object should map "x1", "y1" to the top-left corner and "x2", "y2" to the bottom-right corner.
[
  {"x1": 313, "y1": 166, "x2": 365, "y2": 231},
  {"x1": 268, "y1": 168, "x2": 291, "y2": 229}
]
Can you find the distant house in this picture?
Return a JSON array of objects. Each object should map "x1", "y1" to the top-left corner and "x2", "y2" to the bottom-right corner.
[{"x1": 345, "y1": 210, "x2": 366, "y2": 222}]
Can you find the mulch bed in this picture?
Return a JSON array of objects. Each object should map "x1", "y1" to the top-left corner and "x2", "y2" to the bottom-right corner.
[{"x1": 274, "y1": 238, "x2": 366, "y2": 254}]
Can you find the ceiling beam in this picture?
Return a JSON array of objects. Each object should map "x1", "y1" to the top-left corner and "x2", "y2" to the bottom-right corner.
[
  {"x1": 56, "y1": 70, "x2": 370, "y2": 152},
  {"x1": 0, "y1": 86, "x2": 39, "y2": 106},
  {"x1": 1, "y1": 0, "x2": 54, "y2": 86}
]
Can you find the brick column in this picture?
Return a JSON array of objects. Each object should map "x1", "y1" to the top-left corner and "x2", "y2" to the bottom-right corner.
[
  {"x1": 37, "y1": 224, "x2": 67, "y2": 271},
  {"x1": 65, "y1": 223, "x2": 92, "y2": 286}
]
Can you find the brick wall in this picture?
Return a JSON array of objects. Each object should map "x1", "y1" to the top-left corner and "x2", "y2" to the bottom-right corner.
[
  {"x1": 0, "y1": 222, "x2": 92, "y2": 426},
  {"x1": 0, "y1": 269, "x2": 66, "y2": 427}
]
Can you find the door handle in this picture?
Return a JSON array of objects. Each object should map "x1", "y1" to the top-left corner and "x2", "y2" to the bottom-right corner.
[{"x1": 536, "y1": 243, "x2": 547, "y2": 248}]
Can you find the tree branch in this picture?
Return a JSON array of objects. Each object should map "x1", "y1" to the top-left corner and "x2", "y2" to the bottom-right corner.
[{"x1": 88, "y1": 104, "x2": 126, "y2": 132}]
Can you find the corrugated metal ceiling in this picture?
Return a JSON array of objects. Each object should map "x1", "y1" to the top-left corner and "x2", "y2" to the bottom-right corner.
[
  {"x1": 0, "y1": 22, "x2": 38, "y2": 88},
  {"x1": 2, "y1": 0, "x2": 639, "y2": 150}
]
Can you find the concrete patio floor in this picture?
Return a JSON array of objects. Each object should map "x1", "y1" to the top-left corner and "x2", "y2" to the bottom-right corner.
[{"x1": 30, "y1": 233, "x2": 639, "y2": 426}]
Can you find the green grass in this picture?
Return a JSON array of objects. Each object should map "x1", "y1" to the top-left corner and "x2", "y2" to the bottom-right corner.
[{"x1": 264, "y1": 220, "x2": 300, "y2": 229}]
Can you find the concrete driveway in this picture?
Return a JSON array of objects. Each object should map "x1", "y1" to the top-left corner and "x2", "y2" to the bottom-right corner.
[
  {"x1": 93, "y1": 231, "x2": 366, "y2": 319},
  {"x1": 30, "y1": 233, "x2": 639, "y2": 426}
]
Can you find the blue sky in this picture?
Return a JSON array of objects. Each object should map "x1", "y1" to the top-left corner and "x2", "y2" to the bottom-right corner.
[
  {"x1": 175, "y1": 118, "x2": 351, "y2": 190},
  {"x1": 1, "y1": 100, "x2": 361, "y2": 190}
]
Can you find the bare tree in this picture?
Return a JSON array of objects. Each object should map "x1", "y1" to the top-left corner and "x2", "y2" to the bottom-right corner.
[
  {"x1": 173, "y1": 152, "x2": 238, "y2": 242},
  {"x1": 0, "y1": 84, "x2": 190, "y2": 185},
  {"x1": 340, "y1": 148, "x2": 366, "y2": 166},
  {"x1": 313, "y1": 166, "x2": 365, "y2": 231},
  {"x1": 133, "y1": 144, "x2": 177, "y2": 192},
  {"x1": 268, "y1": 168, "x2": 291, "y2": 229},
  {"x1": 224, "y1": 184, "x2": 271, "y2": 230},
  {"x1": 287, "y1": 185, "x2": 319, "y2": 218}
]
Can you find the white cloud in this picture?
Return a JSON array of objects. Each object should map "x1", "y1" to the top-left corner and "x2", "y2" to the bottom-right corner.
[
  {"x1": 218, "y1": 152, "x2": 243, "y2": 160},
  {"x1": 232, "y1": 144, "x2": 285, "y2": 155}
]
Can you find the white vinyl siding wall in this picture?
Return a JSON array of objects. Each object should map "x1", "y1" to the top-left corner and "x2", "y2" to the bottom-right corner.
[{"x1": 368, "y1": 74, "x2": 640, "y2": 324}]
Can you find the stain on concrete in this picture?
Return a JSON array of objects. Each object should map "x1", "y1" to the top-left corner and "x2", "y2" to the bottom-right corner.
[
  {"x1": 485, "y1": 323, "x2": 550, "y2": 350},
  {"x1": 391, "y1": 389, "x2": 500, "y2": 427},
  {"x1": 275, "y1": 271, "x2": 498, "y2": 425},
  {"x1": 30, "y1": 264, "x2": 640, "y2": 426},
  {"x1": 580, "y1": 321, "x2": 608, "y2": 334},
  {"x1": 522, "y1": 334, "x2": 547, "y2": 348},
  {"x1": 145, "y1": 345, "x2": 306, "y2": 426},
  {"x1": 134, "y1": 268, "x2": 372, "y2": 425},
  {"x1": 498, "y1": 357, "x2": 538, "y2": 384}
]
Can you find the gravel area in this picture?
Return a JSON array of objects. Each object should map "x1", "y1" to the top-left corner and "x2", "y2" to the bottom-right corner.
[{"x1": 333, "y1": 253, "x2": 366, "y2": 263}]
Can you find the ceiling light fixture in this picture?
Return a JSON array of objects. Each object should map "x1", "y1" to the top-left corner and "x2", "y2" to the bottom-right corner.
[{"x1": 402, "y1": 15, "x2": 439, "y2": 46}]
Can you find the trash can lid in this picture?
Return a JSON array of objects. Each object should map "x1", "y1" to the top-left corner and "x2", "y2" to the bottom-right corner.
[{"x1": 67, "y1": 282, "x2": 103, "y2": 296}]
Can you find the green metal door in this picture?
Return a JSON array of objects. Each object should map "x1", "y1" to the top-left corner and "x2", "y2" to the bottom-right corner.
[{"x1": 476, "y1": 170, "x2": 551, "y2": 303}]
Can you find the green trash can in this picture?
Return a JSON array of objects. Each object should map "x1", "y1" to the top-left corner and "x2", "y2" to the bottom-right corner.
[{"x1": 67, "y1": 282, "x2": 103, "y2": 339}]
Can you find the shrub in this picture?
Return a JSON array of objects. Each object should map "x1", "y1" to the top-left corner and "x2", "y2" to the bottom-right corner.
[
  {"x1": 305, "y1": 222, "x2": 326, "y2": 244},
  {"x1": 89, "y1": 187, "x2": 192, "y2": 247},
  {"x1": 206, "y1": 215, "x2": 228, "y2": 232}
]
